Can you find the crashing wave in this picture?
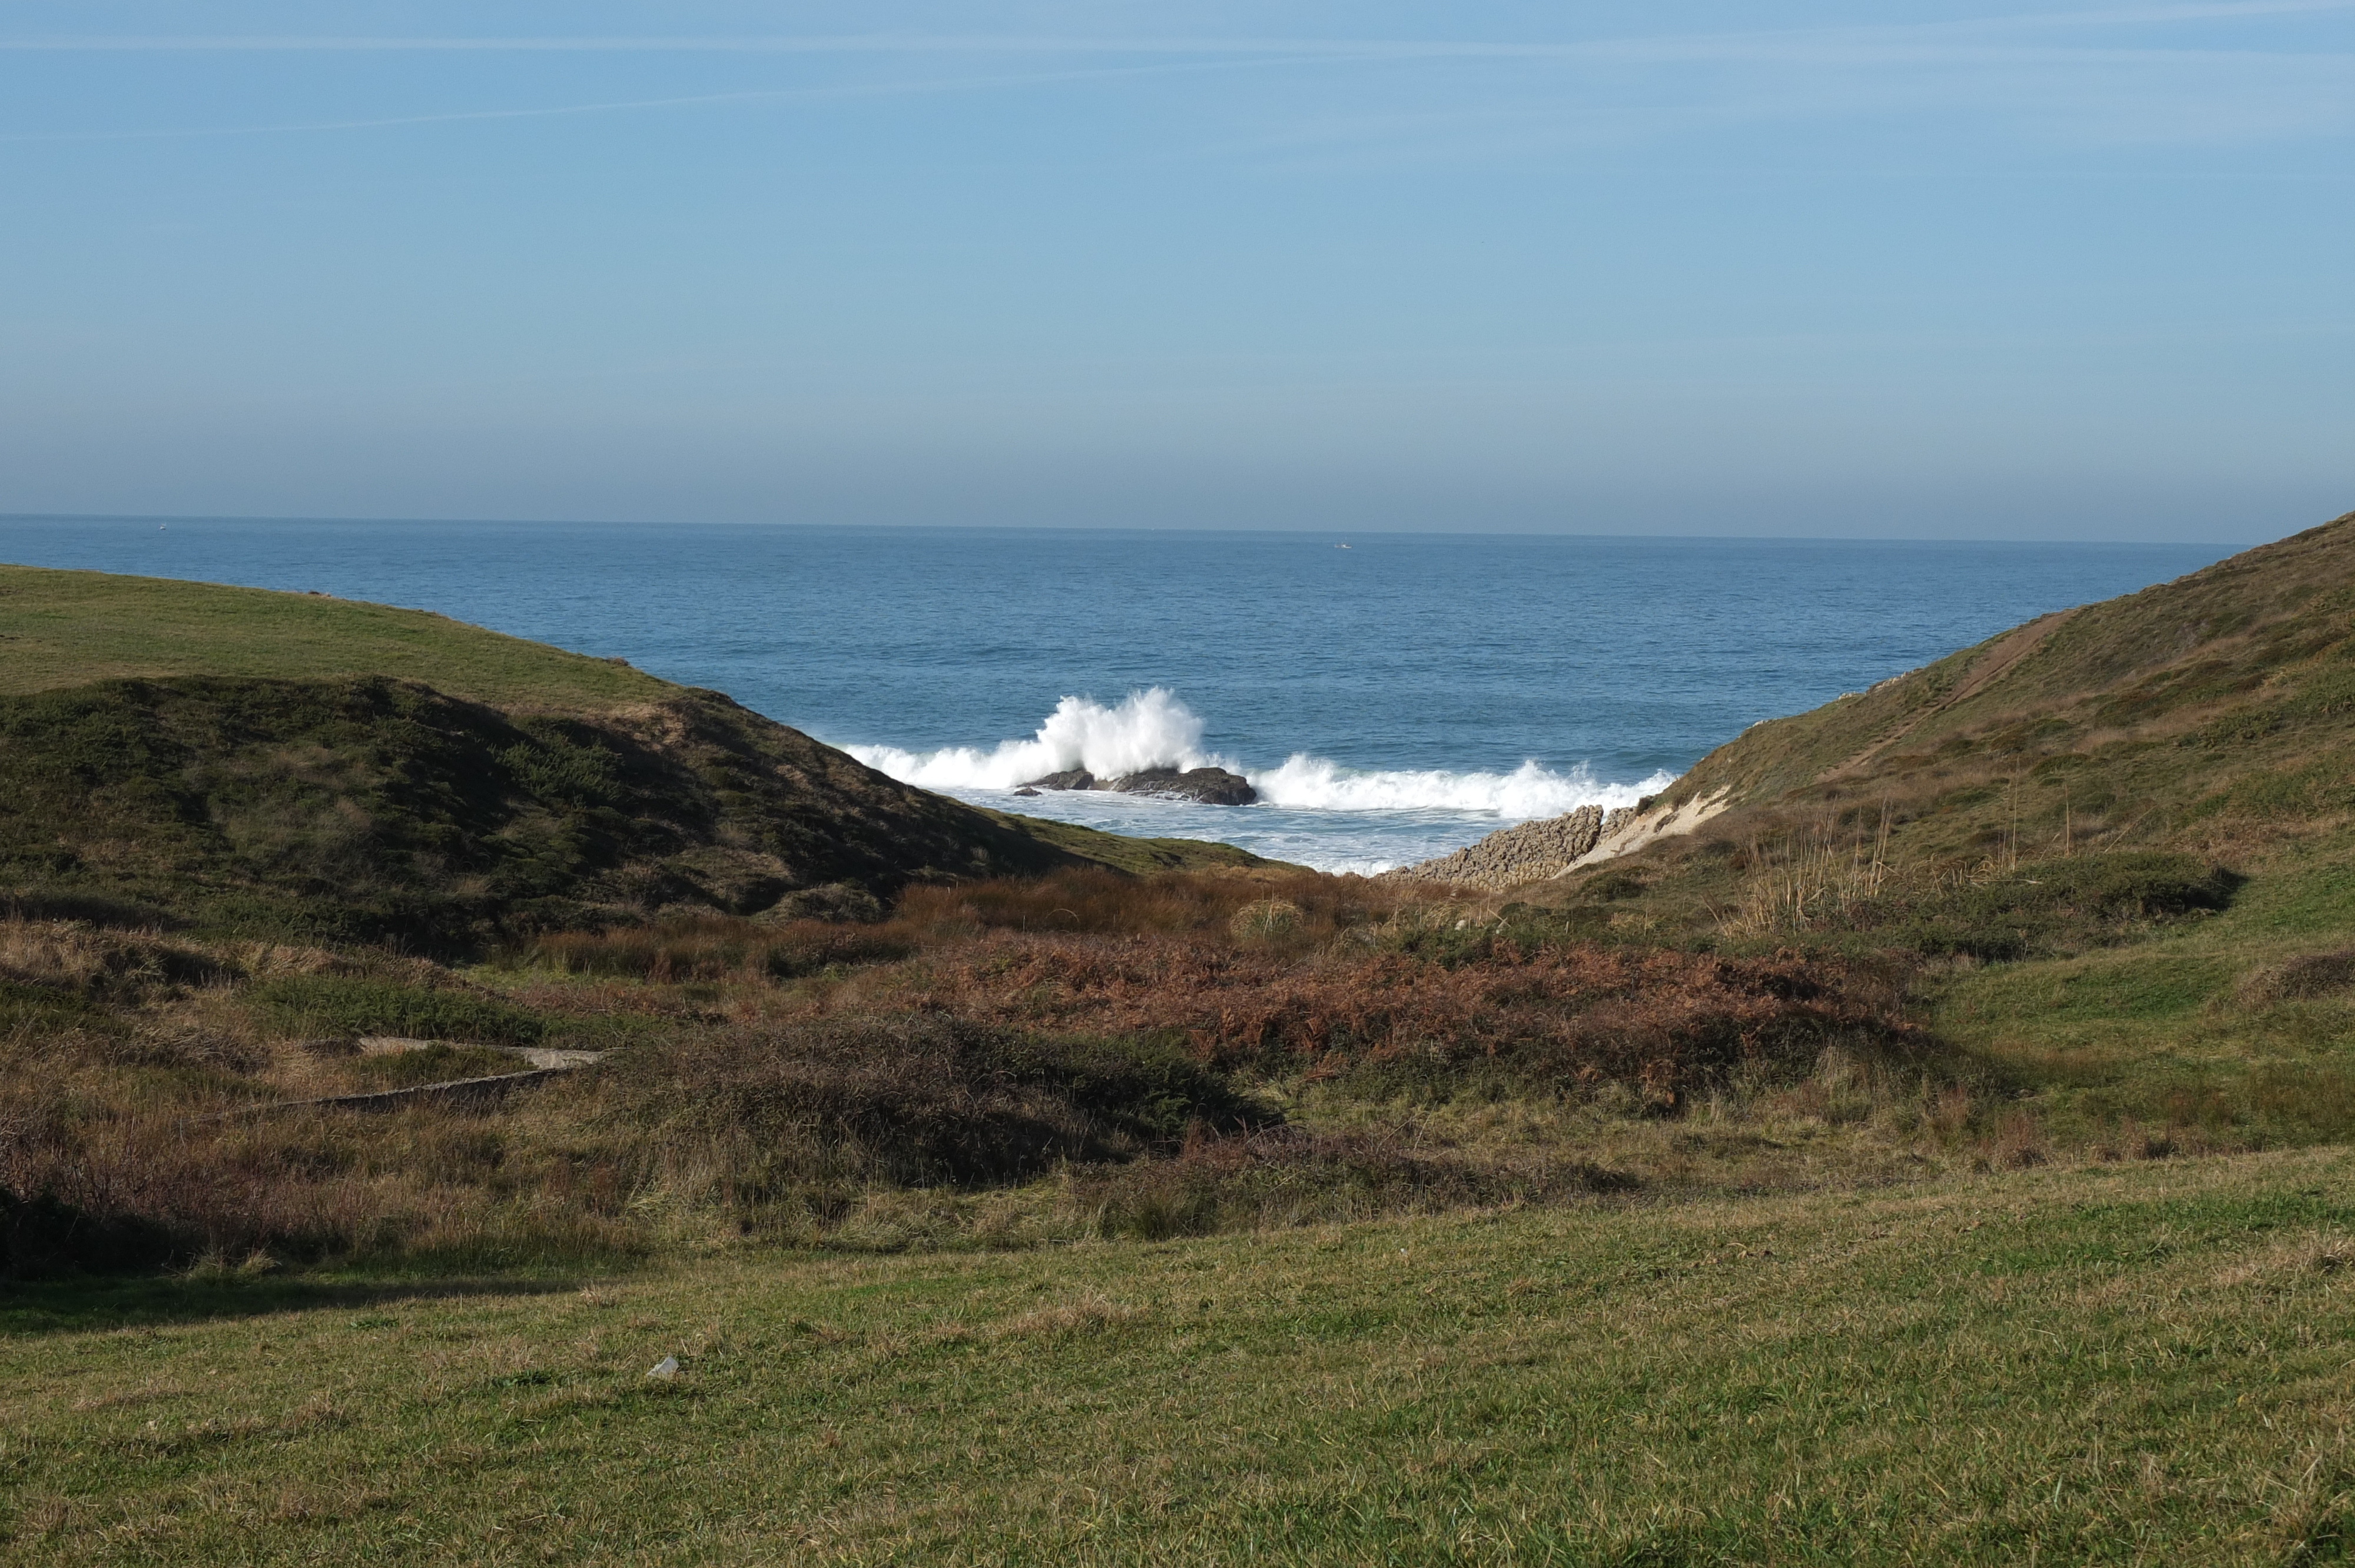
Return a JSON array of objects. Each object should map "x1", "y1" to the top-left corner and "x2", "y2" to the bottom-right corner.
[
  {"x1": 844, "y1": 688, "x2": 1674, "y2": 821},
  {"x1": 1253, "y1": 755, "x2": 1673, "y2": 817},
  {"x1": 843, "y1": 688, "x2": 1220, "y2": 791}
]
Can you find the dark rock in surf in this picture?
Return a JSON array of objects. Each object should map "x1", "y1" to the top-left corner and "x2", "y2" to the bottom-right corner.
[
  {"x1": 1019, "y1": 765, "x2": 1258, "y2": 805},
  {"x1": 1107, "y1": 767, "x2": 1257, "y2": 806}
]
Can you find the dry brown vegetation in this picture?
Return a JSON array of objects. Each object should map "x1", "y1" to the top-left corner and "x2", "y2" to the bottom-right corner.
[
  {"x1": 11, "y1": 520, "x2": 2355, "y2": 1283},
  {"x1": 0, "y1": 873, "x2": 2307, "y2": 1284},
  {"x1": 0, "y1": 789, "x2": 2328, "y2": 1280},
  {"x1": 0, "y1": 863, "x2": 1979, "y2": 1277}
]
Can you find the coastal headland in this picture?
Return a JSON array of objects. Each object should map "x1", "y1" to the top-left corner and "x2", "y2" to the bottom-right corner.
[{"x1": 7, "y1": 513, "x2": 2355, "y2": 1563}]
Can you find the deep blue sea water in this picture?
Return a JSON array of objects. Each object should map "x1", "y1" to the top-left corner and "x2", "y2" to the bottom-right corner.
[{"x1": 0, "y1": 517, "x2": 2228, "y2": 872}]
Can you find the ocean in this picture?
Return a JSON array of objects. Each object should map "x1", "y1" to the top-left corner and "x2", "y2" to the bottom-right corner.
[{"x1": 0, "y1": 517, "x2": 2227, "y2": 873}]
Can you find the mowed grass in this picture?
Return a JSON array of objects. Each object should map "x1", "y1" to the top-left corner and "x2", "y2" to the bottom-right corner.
[
  {"x1": 10, "y1": 1150, "x2": 2355, "y2": 1565},
  {"x1": 0, "y1": 565, "x2": 668, "y2": 709}
]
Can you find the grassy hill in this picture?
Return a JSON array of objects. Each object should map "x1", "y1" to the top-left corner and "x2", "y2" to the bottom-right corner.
[
  {"x1": 10, "y1": 529, "x2": 2355, "y2": 1563},
  {"x1": 0, "y1": 566, "x2": 1273, "y2": 950},
  {"x1": 1441, "y1": 510, "x2": 2355, "y2": 1153},
  {"x1": 1643, "y1": 508, "x2": 2355, "y2": 872},
  {"x1": 0, "y1": 565, "x2": 672, "y2": 709}
]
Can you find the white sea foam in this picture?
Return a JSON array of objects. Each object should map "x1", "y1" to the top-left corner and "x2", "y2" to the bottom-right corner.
[
  {"x1": 845, "y1": 689, "x2": 1677, "y2": 821},
  {"x1": 1253, "y1": 756, "x2": 1676, "y2": 818}
]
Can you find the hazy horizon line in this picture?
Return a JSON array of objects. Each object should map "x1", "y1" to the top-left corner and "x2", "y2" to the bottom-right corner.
[{"x1": 0, "y1": 509, "x2": 2263, "y2": 549}]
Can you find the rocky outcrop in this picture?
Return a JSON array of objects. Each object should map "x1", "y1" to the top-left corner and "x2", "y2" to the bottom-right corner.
[
  {"x1": 1555, "y1": 789, "x2": 1731, "y2": 874},
  {"x1": 1382, "y1": 805, "x2": 1607, "y2": 891},
  {"x1": 1020, "y1": 766, "x2": 1257, "y2": 805},
  {"x1": 1385, "y1": 790, "x2": 1722, "y2": 891},
  {"x1": 1110, "y1": 766, "x2": 1257, "y2": 805}
]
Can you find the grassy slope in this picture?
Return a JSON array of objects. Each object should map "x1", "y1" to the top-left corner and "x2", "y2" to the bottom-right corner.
[
  {"x1": 1521, "y1": 511, "x2": 2355, "y2": 1145},
  {"x1": 9, "y1": 1150, "x2": 2355, "y2": 1564},
  {"x1": 0, "y1": 567, "x2": 1273, "y2": 944},
  {"x1": 0, "y1": 566, "x2": 669, "y2": 710},
  {"x1": 1653, "y1": 509, "x2": 2355, "y2": 858},
  {"x1": 1931, "y1": 822, "x2": 2355, "y2": 1141}
]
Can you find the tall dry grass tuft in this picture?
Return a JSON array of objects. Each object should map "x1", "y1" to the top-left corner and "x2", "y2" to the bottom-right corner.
[
  {"x1": 1719, "y1": 803, "x2": 1893, "y2": 938},
  {"x1": 0, "y1": 919, "x2": 238, "y2": 998},
  {"x1": 0, "y1": 1072, "x2": 642, "y2": 1275},
  {"x1": 517, "y1": 917, "x2": 910, "y2": 982},
  {"x1": 893, "y1": 868, "x2": 1389, "y2": 946}
]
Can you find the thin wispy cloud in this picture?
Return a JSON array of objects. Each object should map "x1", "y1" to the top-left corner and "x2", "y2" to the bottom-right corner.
[
  {"x1": 1, "y1": 0, "x2": 2350, "y2": 60},
  {"x1": 0, "y1": 57, "x2": 1316, "y2": 145},
  {"x1": 2, "y1": 4, "x2": 2347, "y2": 156},
  {"x1": 1921, "y1": 0, "x2": 2355, "y2": 28}
]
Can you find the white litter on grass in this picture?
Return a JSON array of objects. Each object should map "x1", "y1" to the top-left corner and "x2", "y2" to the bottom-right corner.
[{"x1": 647, "y1": 1356, "x2": 679, "y2": 1381}]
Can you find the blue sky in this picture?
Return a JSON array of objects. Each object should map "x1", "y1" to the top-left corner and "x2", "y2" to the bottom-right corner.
[{"x1": 1, "y1": 2, "x2": 2349, "y2": 540}]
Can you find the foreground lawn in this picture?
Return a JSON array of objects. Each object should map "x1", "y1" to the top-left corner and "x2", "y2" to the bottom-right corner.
[{"x1": 9, "y1": 1151, "x2": 2355, "y2": 1566}]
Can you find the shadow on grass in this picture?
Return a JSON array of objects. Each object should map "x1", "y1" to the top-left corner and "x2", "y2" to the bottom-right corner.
[{"x1": 0, "y1": 1271, "x2": 593, "y2": 1338}]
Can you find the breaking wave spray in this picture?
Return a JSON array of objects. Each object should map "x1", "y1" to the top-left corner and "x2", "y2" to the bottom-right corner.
[{"x1": 845, "y1": 688, "x2": 1673, "y2": 823}]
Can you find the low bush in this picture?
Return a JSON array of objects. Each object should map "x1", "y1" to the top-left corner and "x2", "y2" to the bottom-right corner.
[
  {"x1": 894, "y1": 868, "x2": 1386, "y2": 945},
  {"x1": 1376, "y1": 901, "x2": 1615, "y2": 965},
  {"x1": 346, "y1": 1043, "x2": 530, "y2": 1090},
  {"x1": 0, "y1": 1191, "x2": 180, "y2": 1278},
  {"x1": 250, "y1": 975, "x2": 546, "y2": 1046},
  {"x1": 0, "y1": 976, "x2": 114, "y2": 1040},
  {"x1": 857, "y1": 934, "x2": 1921, "y2": 1108},
  {"x1": 518, "y1": 916, "x2": 911, "y2": 982},
  {"x1": 1838, "y1": 852, "x2": 2237, "y2": 962},
  {"x1": 600, "y1": 1017, "x2": 1253, "y2": 1200},
  {"x1": 2241, "y1": 949, "x2": 2355, "y2": 1005}
]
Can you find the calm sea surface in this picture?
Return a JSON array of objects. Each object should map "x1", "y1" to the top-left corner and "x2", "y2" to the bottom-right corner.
[{"x1": 0, "y1": 518, "x2": 2227, "y2": 872}]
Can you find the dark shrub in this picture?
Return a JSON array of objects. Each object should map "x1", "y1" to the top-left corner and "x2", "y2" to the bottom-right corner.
[
  {"x1": 1, "y1": 1192, "x2": 179, "y2": 1278},
  {"x1": 2243, "y1": 949, "x2": 2355, "y2": 1005},
  {"x1": 518, "y1": 917, "x2": 911, "y2": 981},
  {"x1": 2024, "y1": 852, "x2": 2238, "y2": 919},
  {"x1": 252, "y1": 975, "x2": 546, "y2": 1046},
  {"x1": 605, "y1": 1016, "x2": 1252, "y2": 1192},
  {"x1": 1869, "y1": 852, "x2": 2236, "y2": 961}
]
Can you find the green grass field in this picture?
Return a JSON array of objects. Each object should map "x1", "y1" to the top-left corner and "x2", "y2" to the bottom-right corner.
[
  {"x1": 0, "y1": 565, "x2": 668, "y2": 710},
  {"x1": 9, "y1": 1150, "x2": 2355, "y2": 1565}
]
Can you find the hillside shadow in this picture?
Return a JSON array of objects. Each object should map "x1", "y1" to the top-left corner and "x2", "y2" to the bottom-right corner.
[{"x1": 0, "y1": 1270, "x2": 587, "y2": 1338}]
